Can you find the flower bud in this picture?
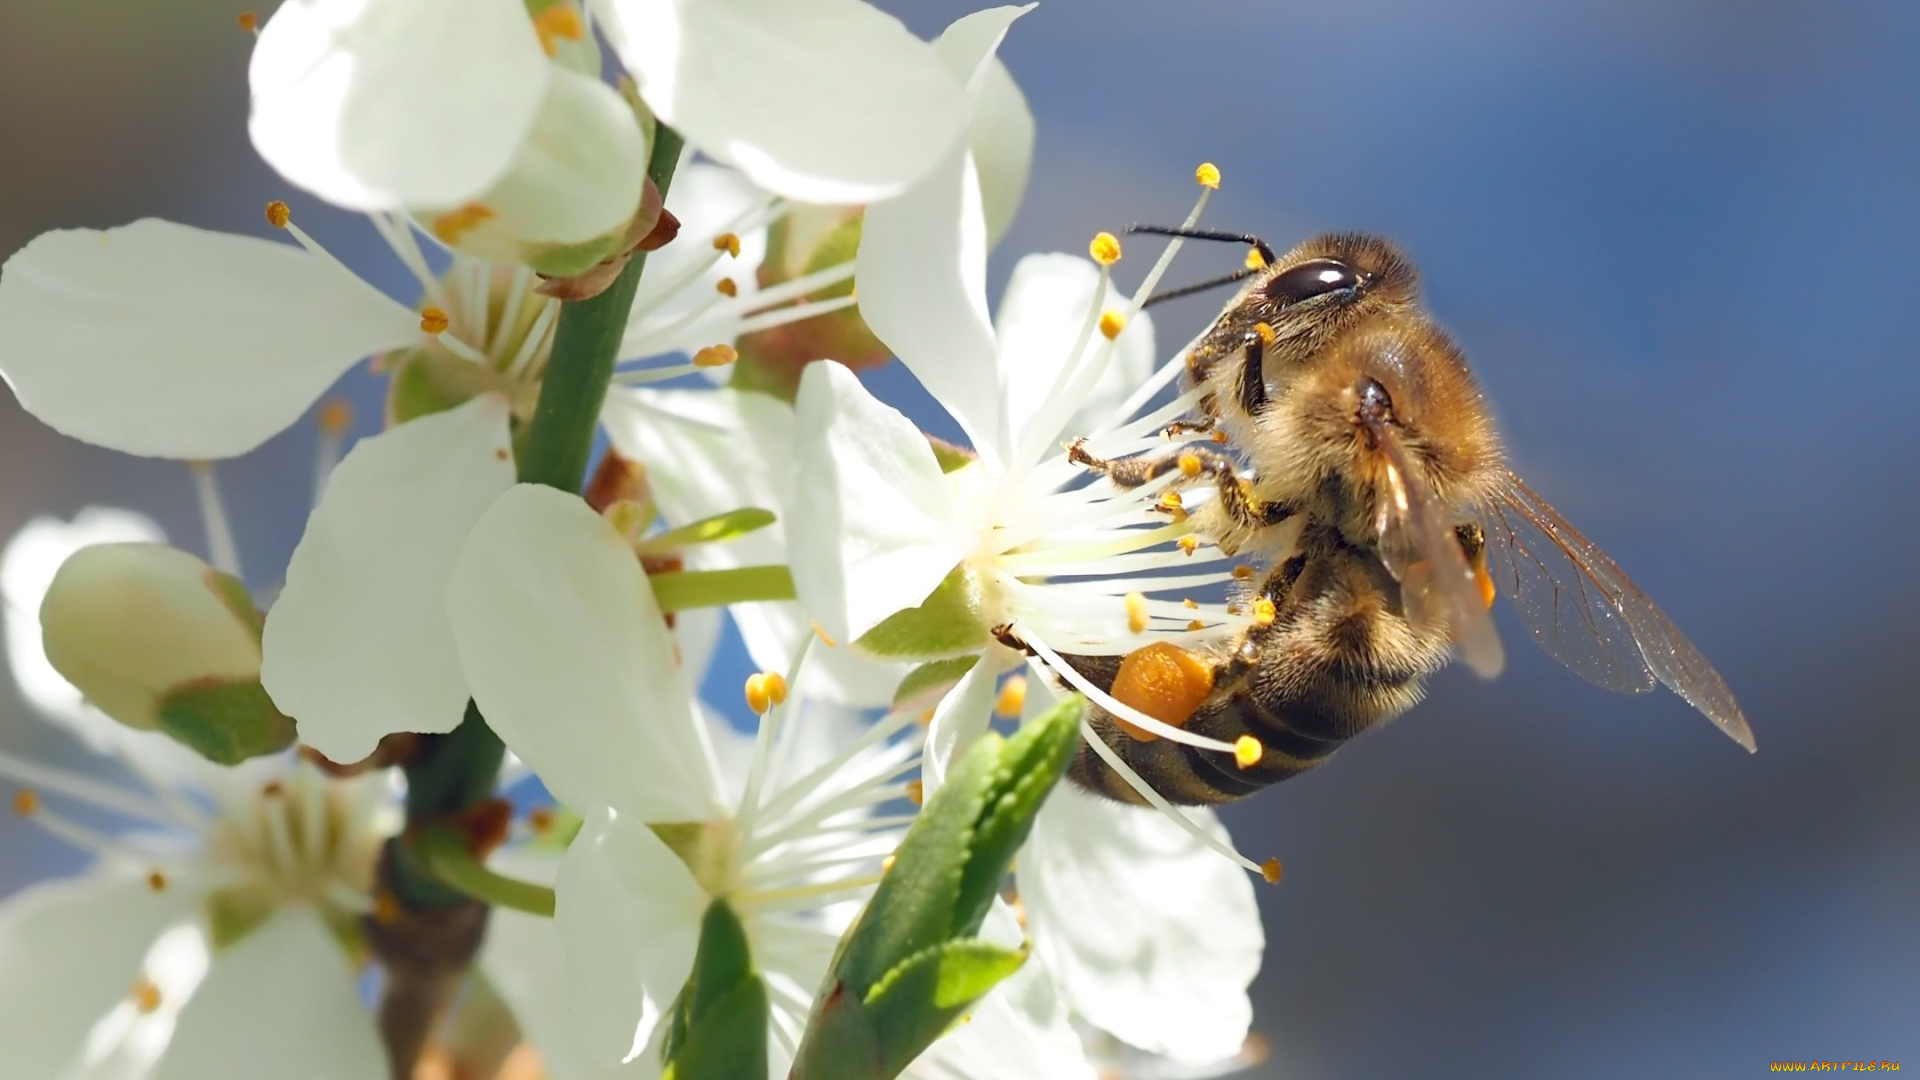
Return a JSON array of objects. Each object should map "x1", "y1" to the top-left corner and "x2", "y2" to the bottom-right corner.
[
  {"x1": 733, "y1": 205, "x2": 890, "y2": 399},
  {"x1": 40, "y1": 544, "x2": 293, "y2": 764},
  {"x1": 419, "y1": 67, "x2": 650, "y2": 278}
]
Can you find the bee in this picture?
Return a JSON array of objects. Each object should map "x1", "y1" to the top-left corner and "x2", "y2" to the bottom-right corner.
[{"x1": 1055, "y1": 230, "x2": 1753, "y2": 806}]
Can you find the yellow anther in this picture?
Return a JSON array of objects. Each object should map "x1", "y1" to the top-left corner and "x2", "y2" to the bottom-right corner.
[
  {"x1": 264, "y1": 200, "x2": 290, "y2": 229},
  {"x1": 372, "y1": 891, "x2": 402, "y2": 926},
  {"x1": 532, "y1": 3, "x2": 585, "y2": 56},
  {"x1": 10, "y1": 789, "x2": 37, "y2": 816},
  {"x1": 604, "y1": 499, "x2": 648, "y2": 538},
  {"x1": 147, "y1": 870, "x2": 168, "y2": 892},
  {"x1": 528, "y1": 806, "x2": 557, "y2": 834},
  {"x1": 237, "y1": 11, "x2": 260, "y2": 33},
  {"x1": 744, "y1": 673, "x2": 772, "y2": 714},
  {"x1": 994, "y1": 675, "x2": 1027, "y2": 719},
  {"x1": 1234, "y1": 734, "x2": 1264, "y2": 769},
  {"x1": 716, "y1": 277, "x2": 739, "y2": 298},
  {"x1": 1253, "y1": 322, "x2": 1276, "y2": 346},
  {"x1": 811, "y1": 621, "x2": 839, "y2": 647},
  {"x1": 1232, "y1": 564, "x2": 1254, "y2": 580},
  {"x1": 431, "y1": 203, "x2": 495, "y2": 246},
  {"x1": 1187, "y1": 619, "x2": 1206, "y2": 632},
  {"x1": 904, "y1": 780, "x2": 924, "y2": 807},
  {"x1": 692, "y1": 343, "x2": 739, "y2": 368},
  {"x1": 1098, "y1": 309, "x2": 1126, "y2": 340},
  {"x1": 1161, "y1": 492, "x2": 1185, "y2": 511},
  {"x1": 1177, "y1": 453, "x2": 1203, "y2": 478},
  {"x1": 261, "y1": 780, "x2": 284, "y2": 798},
  {"x1": 1182, "y1": 597, "x2": 1199, "y2": 609},
  {"x1": 764, "y1": 672, "x2": 789, "y2": 707},
  {"x1": 1251, "y1": 597, "x2": 1277, "y2": 627},
  {"x1": 1212, "y1": 428, "x2": 1231, "y2": 443},
  {"x1": 1261, "y1": 856, "x2": 1284, "y2": 885},
  {"x1": 132, "y1": 979, "x2": 163, "y2": 1014},
  {"x1": 1125, "y1": 592, "x2": 1150, "y2": 634},
  {"x1": 712, "y1": 232, "x2": 742, "y2": 257},
  {"x1": 1226, "y1": 603, "x2": 1242, "y2": 615},
  {"x1": 1245, "y1": 246, "x2": 1267, "y2": 270},
  {"x1": 419, "y1": 307, "x2": 450, "y2": 335},
  {"x1": 318, "y1": 398, "x2": 354, "y2": 436},
  {"x1": 916, "y1": 709, "x2": 935, "y2": 727},
  {"x1": 1088, "y1": 231, "x2": 1122, "y2": 266},
  {"x1": 1178, "y1": 535, "x2": 1200, "y2": 556},
  {"x1": 1195, "y1": 162, "x2": 1221, "y2": 189}
]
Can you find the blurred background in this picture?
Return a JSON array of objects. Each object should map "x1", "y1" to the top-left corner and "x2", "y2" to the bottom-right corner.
[{"x1": 4, "y1": 1, "x2": 1917, "y2": 1077}]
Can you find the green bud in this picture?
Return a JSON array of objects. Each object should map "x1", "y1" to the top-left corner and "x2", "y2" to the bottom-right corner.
[
  {"x1": 40, "y1": 543, "x2": 292, "y2": 764},
  {"x1": 789, "y1": 696, "x2": 1086, "y2": 1080},
  {"x1": 661, "y1": 900, "x2": 770, "y2": 1080}
]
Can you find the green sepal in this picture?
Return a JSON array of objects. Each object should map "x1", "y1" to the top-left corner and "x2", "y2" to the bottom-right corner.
[
  {"x1": 202, "y1": 568, "x2": 263, "y2": 642},
  {"x1": 853, "y1": 568, "x2": 991, "y2": 661},
  {"x1": 205, "y1": 885, "x2": 277, "y2": 950},
  {"x1": 661, "y1": 900, "x2": 769, "y2": 1080},
  {"x1": 155, "y1": 679, "x2": 295, "y2": 765},
  {"x1": 386, "y1": 348, "x2": 497, "y2": 425},
  {"x1": 890, "y1": 656, "x2": 979, "y2": 714},
  {"x1": 639, "y1": 508, "x2": 777, "y2": 552},
  {"x1": 525, "y1": 229, "x2": 628, "y2": 279}
]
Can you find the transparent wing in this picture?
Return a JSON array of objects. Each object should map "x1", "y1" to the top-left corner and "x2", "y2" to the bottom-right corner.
[
  {"x1": 1372, "y1": 425, "x2": 1505, "y2": 677},
  {"x1": 1483, "y1": 469, "x2": 1754, "y2": 751}
]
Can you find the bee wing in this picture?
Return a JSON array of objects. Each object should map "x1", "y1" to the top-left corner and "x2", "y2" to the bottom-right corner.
[
  {"x1": 1483, "y1": 469, "x2": 1754, "y2": 751},
  {"x1": 1371, "y1": 424, "x2": 1506, "y2": 677}
]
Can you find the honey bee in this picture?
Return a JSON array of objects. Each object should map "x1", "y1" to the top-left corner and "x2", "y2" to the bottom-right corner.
[{"x1": 1055, "y1": 229, "x2": 1753, "y2": 806}]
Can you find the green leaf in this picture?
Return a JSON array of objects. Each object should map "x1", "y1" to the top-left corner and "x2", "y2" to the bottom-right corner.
[
  {"x1": 639, "y1": 507, "x2": 777, "y2": 551},
  {"x1": 890, "y1": 656, "x2": 979, "y2": 714},
  {"x1": 662, "y1": 900, "x2": 767, "y2": 1080},
  {"x1": 791, "y1": 941, "x2": 1025, "y2": 1080},
  {"x1": 155, "y1": 679, "x2": 295, "y2": 765},
  {"x1": 953, "y1": 695, "x2": 1083, "y2": 936}
]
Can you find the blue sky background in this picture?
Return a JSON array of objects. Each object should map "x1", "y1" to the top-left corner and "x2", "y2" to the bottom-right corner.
[{"x1": 3, "y1": 2, "x2": 1917, "y2": 1076}]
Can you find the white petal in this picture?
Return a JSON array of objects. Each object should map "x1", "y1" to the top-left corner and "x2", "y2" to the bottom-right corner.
[
  {"x1": 2, "y1": 509, "x2": 164, "y2": 740},
  {"x1": 994, "y1": 253, "x2": 1156, "y2": 452},
  {"x1": 855, "y1": 141, "x2": 998, "y2": 460},
  {"x1": 483, "y1": 850, "x2": 653, "y2": 1080},
  {"x1": 922, "y1": 648, "x2": 1005, "y2": 795},
  {"x1": 907, "y1": 901, "x2": 1094, "y2": 1080},
  {"x1": 0, "y1": 220, "x2": 419, "y2": 458},
  {"x1": 604, "y1": 387, "x2": 910, "y2": 706},
  {"x1": 0, "y1": 864, "x2": 199, "y2": 1080},
  {"x1": 248, "y1": 0, "x2": 550, "y2": 210},
  {"x1": 932, "y1": 5, "x2": 1035, "y2": 247},
  {"x1": 598, "y1": 0, "x2": 968, "y2": 204},
  {"x1": 261, "y1": 394, "x2": 515, "y2": 764},
  {"x1": 788, "y1": 364, "x2": 975, "y2": 644},
  {"x1": 448, "y1": 484, "x2": 723, "y2": 821},
  {"x1": 152, "y1": 909, "x2": 384, "y2": 1080},
  {"x1": 556, "y1": 807, "x2": 707, "y2": 1067},
  {"x1": 1021, "y1": 785, "x2": 1263, "y2": 1062}
]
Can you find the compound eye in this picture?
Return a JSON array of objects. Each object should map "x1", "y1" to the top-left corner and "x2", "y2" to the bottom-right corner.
[{"x1": 1263, "y1": 258, "x2": 1366, "y2": 306}]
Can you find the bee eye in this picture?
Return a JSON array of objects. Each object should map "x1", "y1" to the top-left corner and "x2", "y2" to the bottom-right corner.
[{"x1": 1263, "y1": 258, "x2": 1366, "y2": 306}]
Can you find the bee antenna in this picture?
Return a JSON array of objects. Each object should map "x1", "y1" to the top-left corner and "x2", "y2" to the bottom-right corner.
[
  {"x1": 1126, "y1": 224, "x2": 1277, "y2": 267},
  {"x1": 1142, "y1": 267, "x2": 1260, "y2": 309}
]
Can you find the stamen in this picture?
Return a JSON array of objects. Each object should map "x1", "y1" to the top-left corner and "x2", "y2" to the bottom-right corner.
[
  {"x1": 1253, "y1": 322, "x2": 1276, "y2": 346},
  {"x1": 1177, "y1": 453, "x2": 1203, "y2": 478},
  {"x1": 811, "y1": 621, "x2": 838, "y2": 647},
  {"x1": 132, "y1": 979, "x2": 163, "y2": 1014},
  {"x1": 716, "y1": 277, "x2": 739, "y2": 298},
  {"x1": 313, "y1": 398, "x2": 352, "y2": 507},
  {"x1": 431, "y1": 203, "x2": 496, "y2": 247},
  {"x1": 1125, "y1": 592, "x2": 1150, "y2": 634},
  {"x1": 993, "y1": 675, "x2": 1027, "y2": 718},
  {"x1": 712, "y1": 232, "x2": 742, "y2": 257},
  {"x1": 604, "y1": 499, "x2": 648, "y2": 538},
  {"x1": 0, "y1": 750, "x2": 174, "y2": 824},
  {"x1": 419, "y1": 308, "x2": 451, "y2": 335},
  {"x1": 237, "y1": 11, "x2": 260, "y2": 34},
  {"x1": 1098, "y1": 309, "x2": 1126, "y2": 340},
  {"x1": 532, "y1": 3, "x2": 585, "y2": 54},
  {"x1": 904, "y1": 780, "x2": 924, "y2": 807},
  {"x1": 11, "y1": 788, "x2": 37, "y2": 815},
  {"x1": 1261, "y1": 857, "x2": 1283, "y2": 885},
  {"x1": 189, "y1": 461, "x2": 244, "y2": 579},
  {"x1": 264, "y1": 200, "x2": 290, "y2": 229},
  {"x1": 1187, "y1": 619, "x2": 1206, "y2": 631},
  {"x1": 1024, "y1": 633, "x2": 1238, "y2": 752},
  {"x1": 1089, "y1": 232, "x2": 1122, "y2": 266},
  {"x1": 1195, "y1": 162, "x2": 1222, "y2": 190},
  {"x1": 1234, "y1": 735, "x2": 1264, "y2": 768},
  {"x1": 744, "y1": 673, "x2": 774, "y2": 715},
  {"x1": 1076, "y1": 718, "x2": 1264, "y2": 874},
  {"x1": 734, "y1": 638, "x2": 813, "y2": 848},
  {"x1": 1178, "y1": 536, "x2": 1201, "y2": 556},
  {"x1": 1232, "y1": 564, "x2": 1255, "y2": 580},
  {"x1": 147, "y1": 870, "x2": 168, "y2": 892},
  {"x1": 693, "y1": 344, "x2": 739, "y2": 368},
  {"x1": 1251, "y1": 597, "x2": 1277, "y2": 627}
]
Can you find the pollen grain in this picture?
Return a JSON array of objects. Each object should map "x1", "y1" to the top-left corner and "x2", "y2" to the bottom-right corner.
[
  {"x1": 1088, "y1": 231, "x2": 1122, "y2": 266},
  {"x1": 264, "y1": 200, "x2": 290, "y2": 229},
  {"x1": 1195, "y1": 162, "x2": 1222, "y2": 189}
]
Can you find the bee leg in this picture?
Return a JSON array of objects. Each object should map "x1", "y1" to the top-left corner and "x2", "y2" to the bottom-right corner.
[
  {"x1": 1237, "y1": 328, "x2": 1268, "y2": 416},
  {"x1": 990, "y1": 624, "x2": 1036, "y2": 656},
  {"x1": 1162, "y1": 418, "x2": 1221, "y2": 439},
  {"x1": 1068, "y1": 441, "x2": 1293, "y2": 535}
]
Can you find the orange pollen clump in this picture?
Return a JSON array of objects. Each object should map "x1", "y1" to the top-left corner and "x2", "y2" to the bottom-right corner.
[
  {"x1": 1177, "y1": 453, "x2": 1203, "y2": 478},
  {"x1": 1261, "y1": 857, "x2": 1283, "y2": 885},
  {"x1": 712, "y1": 232, "x2": 742, "y2": 257},
  {"x1": 132, "y1": 979, "x2": 163, "y2": 1014},
  {"x1": 1177, "y1": 535, "x2": 1200, "y2": 556},
  {"x1": 10, "y1": 789, "x2": 37, "y2": 815},
  {"x1": 1109, "y1": 641, "x2": 1216, "y2": 742},
  {"x1": 1195, "y1": 162, "x2": 1221, "y2": 189},
  {"x1": 1232, "y1": 564, "x2": 1254, "y2": 580},
  {"x1": 264, "y1": 200, "x2": 290, "y2": 229},
  {"x1": 1252, "y1": 597, "x2": 1277, "y2": 627},
  {"x1": 318, "y1": 398, "x2": 354, "y2": 435},
  {"x1": 1470, "y1": 546, "x2": 1497, "y2": 609},
  {"x1": 993, "y1": 675, "x2": 1027, "y2": 718},
  {"x1": 419, "y1": 308, "x2": 450, "y2": 335},
  {"x1": 904, "y1": 780, "x2": 924, "y2": 807},
  {"x1": 693, "y1": 343, "x2": 739, "y2": 368},
  {"x1": 532, "y1": 3, "x2": 585, "y2": 55},
  {"x1": 237, "y1": 11, "x2": 260, "y2": 33},
  {"x1": 1125, "y1": 592, "x2": 1150, "y2": 634},
  {"x1": 1253, "y1": 322, "x2": 1276, "y2": 346},
  {"x1": 431, "y1": 203, "x2": 495, "y2": 246},
  {"x1": 1212, "y1": 429, "x2": 1230, "y2": 443},
  {"x1": 715, "y1": 277, "x2": 739, "y2": 298},
  {"x1": 147, "y1": 870, "x2": 168, "y2": 892}
]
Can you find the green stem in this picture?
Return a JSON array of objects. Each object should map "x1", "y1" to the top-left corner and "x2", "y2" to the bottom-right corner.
[
  {"x1": 414, "y1": 826, "x2": 558, "y2": 917},
  {"x1": 652, "y1": 565, "x2": 797, "y2": 612}
]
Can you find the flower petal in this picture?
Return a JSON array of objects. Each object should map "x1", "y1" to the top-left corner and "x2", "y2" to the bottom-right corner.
[
  {"x1": 0, "y1": 220, "x2": 419, "y2": 458},
  {"x1": 0, "y1": 864, "x2": 200, "y2": 1080},
  {"x1": 1020, "y1": 784, "x2": 1263, "y2": 1062},
  {"x1": 922, "y1": 647, "x2": 1006, "y2": 795},
  {"x1": 604, "y1": 387, "x2": 910, "y2": 706},
  {"x1": 994, "y1": 253, "x2": 1156, "y2": 453},
  {"x1": 932, "y1": 5, "x2": 1035, "y2": 247},
  {"x1": 789, "y1": 363, "x2": 975, "y2": 645},
  {"x1": 248, "y1": 0, "x2": 550, "y2": 210},
  {"x1": 597, "y1": 0, "x2": 968, "y2": 204},
  {"x1": 448, "y1": 483, "x2": 723, "y2": 821},
  {"x1": 261, "y1": 394, "x2": 515, "y2": 765},
  {"x1": 555, "y1": 807, "x2": 707, "y2": 1067},
  {"x1": 152, "y1": 909, "x2": 384, "y2": 1080}
]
